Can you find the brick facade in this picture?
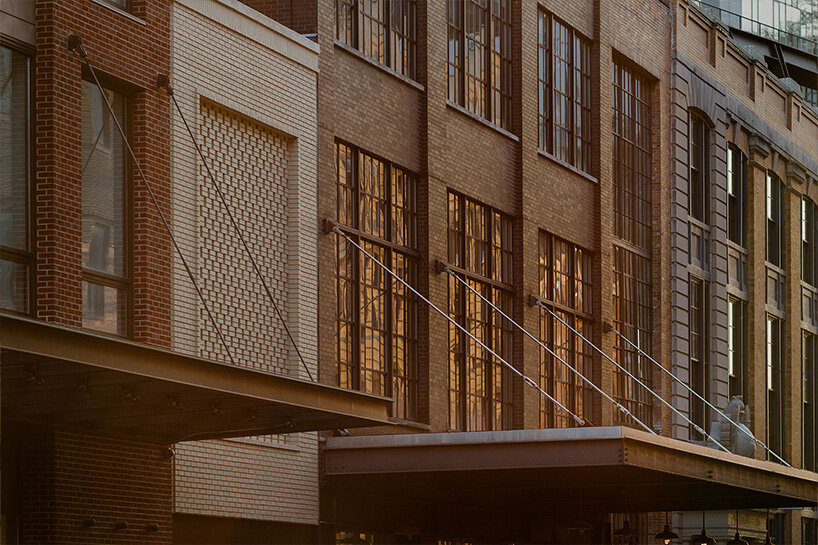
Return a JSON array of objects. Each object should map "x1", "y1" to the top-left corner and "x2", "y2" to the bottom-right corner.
[
  {"x1": 1, "y1": 1, "x2": 175, "y2": 542},
  {"x1": 673, "y1": 2, "x2": 818, "y2": 542}
]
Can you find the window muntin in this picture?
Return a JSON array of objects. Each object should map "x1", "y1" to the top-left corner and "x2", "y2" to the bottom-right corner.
[
  {"x1": 727, "y1": 144, "x2": 747, "y2": 246},
  {"x1": 612, "y1": 59, "x2": 652, "y2": 251},
  {"x1": 766, "y1": 315, "x2": 784, "y2": 462},
  {"x1": 689, "y1": 276, "x2": 708, "y2": 440},
  {"x1": 81, "y1": 81, "x2": 128, "y2": 335},
  {"x1": 689, "y1": 113, "x2": 709, "y2": 222},
  {"x1": 447, "y1": 0, "x2": 511, "y2": 129},
  {"x1": 0, "y1": 46, "x2": 31, "y2": 314},
  {"x1": 537, "y1": 232, "x2": 593, "y2": 428},
  {"x1": 803, "y1": 332, "x2": 816, "y2": 471},
  {"x1": 728, "y1": 296, "x2": 748, "y2": 400},
  {"x1": 447, "y1": 192, "x2": 513, "y2": 431},
  {"x1": 336, "y1": 0, "x2": 417, "y2": 79},
  {"x1": 335, "y1": 142, "x2": 418, "y2": 420},
  {"x1": 766, "y1": 171, "x2": 785, "y2": 267},
  {"x1": 537, "y1": 11, "x2": 592, "y2": 173}
]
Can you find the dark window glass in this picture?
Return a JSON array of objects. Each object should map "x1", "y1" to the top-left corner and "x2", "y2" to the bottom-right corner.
[
  {"x1": 447, "y1": 192, "x2": 513, "y2": 431},
  {"x1": 0, "y1": 46, "x2": 31, "y2": 313},
  {"x1": 336, "y1": 0, "x2": 417, "y2": 79},
  {"x1": 727, "y1": 144, "x2": 747, "y2": 246},
  {"x1": 803, "y1": 332, "x2": 817, "y2": 472},
  {"x1": 81, "y1": 81, "x2": 128, "y2": 335},
  {"x1": 766, "y1": 172, "x2": 786, "y2": 267},
  {"x1": 537, "y1": 232, "x2": 594, "y2": 428},
  {"x1": 538, "y1": 10, "x2": 592, "y2": 173},
  {"x1": 689, "y1": 276, "x2": 708, "y2": 440},
  {"x1": 766, "y1": 316, "x2": 784, "y2": 462},
  {"x1": 728, "y1": 296, "x2": 748, "y2": 401},
  {"x1": 689, "y1": 113, "x2": 709, "y2": 222},
  {"x1": 612, "y1": 245, "x2": 653, "y2": 426},
  {"x1": 612, "y1": 59, "x2": 652, "y2": 251},
  {"x1": 335, "y1": 142, "x2": 418, "y2": 420},
  {"x1": 447, "y1": 0, "x2": 511, "y2": 129},
  {"x1": 803, "y1": 517, "x2": 817, "y2": 545}
]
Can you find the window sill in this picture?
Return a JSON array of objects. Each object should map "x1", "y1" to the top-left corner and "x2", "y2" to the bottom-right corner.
[
  {"x1": 537, "y1": 149, "x2": 597, "y2": 184},
  {"x1": 445, "y1": 100, "x2": 519, "y2": 142},
  {"x1": 333, "y1": 39, "x2": 424, "y2": 92},
  {"x1": 687, "y1": 215, "x2": 711, "y2": 232},
  {"x1": 89, "y1": 0, "x2": 146, "y2": 26}
]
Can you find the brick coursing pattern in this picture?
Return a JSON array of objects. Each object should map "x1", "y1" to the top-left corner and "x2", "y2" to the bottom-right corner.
[{"x1": 168, "y1": 0, "x2": 320, "y2": 526}]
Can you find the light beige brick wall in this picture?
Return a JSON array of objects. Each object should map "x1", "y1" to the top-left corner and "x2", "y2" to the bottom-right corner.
[{"x1": 169, "y1": 0, "x2": 320, "y2": 524}]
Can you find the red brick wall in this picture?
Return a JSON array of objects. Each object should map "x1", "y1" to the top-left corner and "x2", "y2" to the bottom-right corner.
[
  {"x1": 34, "y1": 0, "x2": 172, "y2": 347},
  {"x1": 238, "y1": 0, "x2": 317, "y2": 35},
  {"x1": 18, "y1": 429, "x2": 172, "y2": 545}
]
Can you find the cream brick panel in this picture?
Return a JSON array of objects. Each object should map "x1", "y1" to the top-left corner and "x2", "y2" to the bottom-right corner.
[
  {"x1": 198, "y1": 103, "x2": 290, "y2": 372},
  {"x1": 169, "y1": 0, "x2": 319, "y2": 525}
]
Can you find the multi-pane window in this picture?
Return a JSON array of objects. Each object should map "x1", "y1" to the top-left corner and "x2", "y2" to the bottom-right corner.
[
  {"x1": 537, "y1": 11, "x2": 592, "y2": 173},
  {"x1": 81, "y1": 81, "x2": 128, "y2": 336},
  {"x1": 803, "y1": 332, "x2": 817, "y2": 471},
  {"x1": 766, "y1": 171, "x2": 786, "y2": 267},
  {"x1": 612, "y1": 58, "x2": 654, "y2": 427},
  {"x1": 727, "y1": 144, "x2": 747, "y2": 246},
  {"x1": 689, "y1": 277, "x2": 708, "y2": 440},
  {"x1": 447, "y1": 0, "x2": 512, "y2": 129},
  {"x1": 0, "y1": 46, "x2": 31, "y2": 314},
  {"x1": 612, "y1": 246, "x2": 653, "y2": 426},
  {"x1": 802, "y1": 198, "x2": 818, "y2": 286},
  {"x1": 336, "y1": 0, "x2": 417, "y2": 79},
  {"x1": 612, "y1": 58, "x2": 653, "y2": 251},
  {"x1": 335, "y1": 142, "x2": 418, "y2": 420},
  {"x1": 728, "y1": 296, "x2": 748, "y2": 400},
  {"x1": 766, "y1": 316, "x2": 784, "y2": 462},
  {"x1": 447, "y1": 192, "x2": 513, "y2": 431},
  {"x1": 689, "y1": 112, "x2": 709, "y2": 222},
  {"x1": 537, "y1": 232, "x2": 593, "y2": 428}
]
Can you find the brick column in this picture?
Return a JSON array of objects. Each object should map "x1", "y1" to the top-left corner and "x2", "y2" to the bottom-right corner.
[{"x1": 745, "y1": 137, "x2": 770, "y2": 454}]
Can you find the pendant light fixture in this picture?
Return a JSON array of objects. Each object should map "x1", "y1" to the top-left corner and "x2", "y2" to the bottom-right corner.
[
  {"x1": 690, "y1": 512, "x2": 716, "y2": 545},
  {"x1": 726, "y1": 508, "x2": 748, "y2": 545},
  {"x1": 655, "y1": 512, "x2": 679, "y2": 544}
]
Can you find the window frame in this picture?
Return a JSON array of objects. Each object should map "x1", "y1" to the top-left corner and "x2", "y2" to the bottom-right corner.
[
  {"x1": 446, "y1": 190, "x2": 514, "y2": 432},
  {"x1": 802, "y1": 197, "x2": 818, "y2": 287},
  {"x1": 537, "y1": 10, "x2": 592, "y2": 173},
  {"x1": 688, "y1": 112, "x2": 710, "y2": 223},
  {"x1": 0, "y1": 43, "x2": 35, "y2": 316},
  {"x1": 727, "y1": 295, "x2": 748, "y2": 401},
  {"x1": 689, "y1": 275, "x2": 709, "y2": 440},
  {"x1": 803, "y1": 331, "x2": 817, "y2": 472},
  {"x1": 80, "y1": 79, "x2": 132, "y2": 337},
  {"x1": 335, "y1": 0, "x2": 418, "y2": 80},
  {"x1": 766, "y1": 171, "x2": 786, "y2": 267},
  {"x1": 447, "y1": 0, "x2": 512, "y2": 130},
  {"x1": 334, "y1": 141, "x2": 419, "y2": 421},
  {"x1": 766, "y1": 315, "x2": 785, "y2": 462},
  {"x1": 611, "y1": 56, "x2": 653, "y2": 252},
  {"x1": 535, "y1": 231, "x2": 594, "y2": 429},
  {"x1": 727, "y1": 144, "x2": 748, "y2": 247}
]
